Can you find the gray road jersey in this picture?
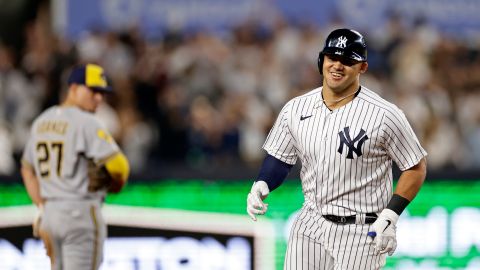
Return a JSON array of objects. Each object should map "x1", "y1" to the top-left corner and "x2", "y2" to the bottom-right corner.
[
  {"x1": 22, "y1": 106, "x2": 120, "y2": 200},
  {"x1": 263, "y1": 86, "x2": 427, "y2": 216}
]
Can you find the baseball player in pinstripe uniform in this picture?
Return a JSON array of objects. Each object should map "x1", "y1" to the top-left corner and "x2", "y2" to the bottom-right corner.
[
  {"x1": 247, "y1": 28, "x2": 427, "y2": 269},
  {"x1": 21, "y1": 64, "x2": 130, "y2": 270}
]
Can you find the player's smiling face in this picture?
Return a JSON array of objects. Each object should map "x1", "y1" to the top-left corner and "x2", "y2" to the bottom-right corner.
[{"x1": 322, "y1": 54, "x2": 368, "y2": 94}]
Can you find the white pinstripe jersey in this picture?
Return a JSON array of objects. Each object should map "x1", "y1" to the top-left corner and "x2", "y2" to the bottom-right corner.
[{"x1": 263, "y1": 86, "x2": 427, "y2": 216}]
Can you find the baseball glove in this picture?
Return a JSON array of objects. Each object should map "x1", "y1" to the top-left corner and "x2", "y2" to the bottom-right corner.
[{"x1": 87, "y1": 160, "x2": 113, "y2": 192}]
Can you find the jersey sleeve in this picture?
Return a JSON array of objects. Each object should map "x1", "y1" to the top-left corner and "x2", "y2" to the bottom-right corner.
[
  {"x1": 263, "y1": 101, "x2": 298, "y2": 165},
  {"x1": 76, "y1": 116, "x2": 120, "y2": 164},
  {"x1": 382, "y1": 107, "x2": 427, "y2": 171}
]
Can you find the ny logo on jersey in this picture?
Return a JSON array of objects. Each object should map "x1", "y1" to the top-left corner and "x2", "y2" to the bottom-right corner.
[
  {"x1": 337, "y1": 127, "x2": 368, "y2": 159},
  {"x1": 335, "y1": 36, "x2": 348, "y2": 48}
]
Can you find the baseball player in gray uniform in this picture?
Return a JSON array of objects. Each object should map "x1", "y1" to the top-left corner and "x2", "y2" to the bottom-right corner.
[
  {"x1": 21, "y1": 63, "x2": 130, "y2": 270},
  {"x1": 247, "y1": 28, "x2": 427, "y2": 269}
]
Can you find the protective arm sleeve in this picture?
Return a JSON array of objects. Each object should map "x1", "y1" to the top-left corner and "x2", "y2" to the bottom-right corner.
[
  {"x1": 104, "y1": 152, "x2": 130, "y2": 193},
  {"x1": 256, "y1": 154, "x2": 293, "y2": 191}
]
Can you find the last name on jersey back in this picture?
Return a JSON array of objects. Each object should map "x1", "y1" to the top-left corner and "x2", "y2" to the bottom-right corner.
[{"x1": 37, "y1": 120, "x2": 68, "y2": 135}]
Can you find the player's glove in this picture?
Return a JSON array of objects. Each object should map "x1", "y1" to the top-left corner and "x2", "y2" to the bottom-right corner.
[
  {"x1": 367, "y1": 209, "x2": 399, "y2": 256},
  {"x1": 32, "y1": 204, "x2": 43, "y2": 238},
  {"x1": 246, "y1": 181, "x2": 269, "y2": 221},
  {"x1": 87, "y1": 160, "x2": 113, "y2": 192}
]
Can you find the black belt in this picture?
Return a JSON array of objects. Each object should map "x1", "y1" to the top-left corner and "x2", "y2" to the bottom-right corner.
[{"x1": 323, "y1": 213, "x2": 378, "y2": 225}]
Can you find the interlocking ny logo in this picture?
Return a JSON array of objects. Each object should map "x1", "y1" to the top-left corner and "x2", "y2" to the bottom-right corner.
[
  {"x1": 336, "y1": 36, "x2": 348, "y2": 48},
  {"x1": 337, "y1": 127, "x2": 368, "y2": 159}
]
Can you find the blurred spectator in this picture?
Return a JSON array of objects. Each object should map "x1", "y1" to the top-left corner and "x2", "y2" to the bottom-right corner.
[
  {"x1": 0, "y1": 44, "x2": 45, "y2": 156},
  {"x1": 0, "y1": 121, "x2": 15, "y2": 174}
]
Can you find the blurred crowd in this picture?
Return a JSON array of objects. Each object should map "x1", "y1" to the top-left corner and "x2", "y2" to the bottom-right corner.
[{"x1": 1, "y1": 10, "x2": 480, "y2": 176}]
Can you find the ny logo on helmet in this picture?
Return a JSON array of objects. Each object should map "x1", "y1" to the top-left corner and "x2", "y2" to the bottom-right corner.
[
  {"x1": 337, "y1": 127, "x2": 368, "y2": 159},
  {"x1": 335, "y1": 36, "x2": 348, "y2": 49}
]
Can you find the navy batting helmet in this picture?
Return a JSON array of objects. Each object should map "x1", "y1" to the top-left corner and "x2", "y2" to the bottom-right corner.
[{"x1": 317, "y1": 28, "x2": 367, "y2": 74}]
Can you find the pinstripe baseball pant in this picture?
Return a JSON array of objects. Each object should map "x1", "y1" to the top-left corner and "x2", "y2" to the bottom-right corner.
[{"x1": 284, "y1": 207, "x2": 386, "y2": 270}]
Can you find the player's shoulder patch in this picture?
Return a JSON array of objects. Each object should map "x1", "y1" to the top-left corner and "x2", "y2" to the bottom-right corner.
[{"x1": 96, "y1": 129, "x2": 114, "y2": 143}]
